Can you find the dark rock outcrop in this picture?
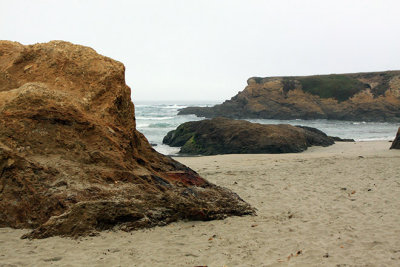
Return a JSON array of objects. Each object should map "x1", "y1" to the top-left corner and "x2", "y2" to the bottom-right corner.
[
  {"x1": 329, "y1": 136, "x2": 356, "y2": 142},
  {"x1": 0, "y1": 41, "x2": 254, "y2": 239},
  {"x1": 163, "y1": 117, "x2": 334, "y2": 155},
  {"x1": 390, "y1": 127, "x2": 400, "y2": 149},
  {"x1": 179, "y1": 72, "x2": 400, "y2": 122}
]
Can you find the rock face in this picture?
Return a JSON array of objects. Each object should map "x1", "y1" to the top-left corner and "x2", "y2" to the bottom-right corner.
[
  {"x1": 179, "y1": 72, "x2": 400, "y2": 122},
  {"x1": 163, "y1": 117, "x2": 334, "y2": 155},
  {"x1": 0, "y1": 41, "x2": 254, "y2": 238},
  {"x1": 390, "y1": 127, "x2": 400, "y2": 149}
]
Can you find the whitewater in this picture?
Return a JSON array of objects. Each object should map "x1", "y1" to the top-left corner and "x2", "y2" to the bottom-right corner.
[{"x1": 135, "y1": 101, "x2": 399, "y2": 156}]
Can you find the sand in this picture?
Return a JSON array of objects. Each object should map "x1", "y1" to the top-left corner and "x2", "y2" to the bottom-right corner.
[{"x1": 1, "y1": 141, "x2": 400, "y2": 266}]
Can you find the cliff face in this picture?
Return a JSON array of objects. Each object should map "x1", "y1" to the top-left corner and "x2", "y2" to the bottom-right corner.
[
  {"x1": 0, "y1": 41, "x2": 254, "y2": 238},
  {"x1": 179, "y1": 72, "x2": 400, "y2": 122}
]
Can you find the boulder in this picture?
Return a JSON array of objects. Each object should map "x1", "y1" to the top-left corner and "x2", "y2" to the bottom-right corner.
[
  {"x1": 163, "y1": 117, "x2": 334, "y2": 155},
  {"x1": 0, "y1": 41, "x2": 254, "y2": 239},
  {"x1": 178, "y1": 72, "x2": 400, "y2": 122},
  {"x1": 390, "y1": 127, "x2": 400, "y2": 149}
]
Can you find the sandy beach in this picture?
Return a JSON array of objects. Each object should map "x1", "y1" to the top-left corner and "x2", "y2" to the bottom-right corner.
[{"x1": 1, "y1": 141, "x2": 399, "y2": 266}]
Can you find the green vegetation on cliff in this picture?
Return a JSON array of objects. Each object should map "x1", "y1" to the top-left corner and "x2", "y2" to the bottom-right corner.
[
  {"x1": 178, "y1": 70, "x2": 400, "y2": 122},
  {"x1": 296, "y1": 75, "x2": 368, "y2": 102}
]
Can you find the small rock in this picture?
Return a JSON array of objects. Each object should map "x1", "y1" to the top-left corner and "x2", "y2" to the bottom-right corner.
[
  {"x1": 88, "y1": 232, "x2": 99, "y2": 237},
  {"x1": 23, "y1": 65, "x2": 32, "y2": 72},
  {"x1": 184, "y1": 253, "x2": 199, "y2": 257},
  {"x1": 43, "y1": 256, "x2": 62, "y2": 262}
]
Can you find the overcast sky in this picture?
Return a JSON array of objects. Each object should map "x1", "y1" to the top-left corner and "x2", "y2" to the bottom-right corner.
[{"x1": 2, "y1": 0, "x2": 400, "y2": 101}]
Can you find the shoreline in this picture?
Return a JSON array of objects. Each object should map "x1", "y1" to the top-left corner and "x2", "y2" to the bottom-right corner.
[
  {"x1": 1, "y1": 141, "x2": 399, "y2": 266},
  {"x1": 168, "y1": 140, "x2": 394, "y2": 157}
]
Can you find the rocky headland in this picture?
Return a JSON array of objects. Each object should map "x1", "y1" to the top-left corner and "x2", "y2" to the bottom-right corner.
[
  {"x1": 179, "y1": 72, "x2": 400, "y2": 122},
  {"x1": 163, "y1": 117, "x2": 335, "y2": 155},
  {"x1": 0, "y1": 41, "x2": 254, "y2": 238}
]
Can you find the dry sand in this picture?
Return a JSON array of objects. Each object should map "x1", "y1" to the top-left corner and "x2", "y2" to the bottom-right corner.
[{"x1": 1, "y1": 141, "x2": 400, "y2": 266}]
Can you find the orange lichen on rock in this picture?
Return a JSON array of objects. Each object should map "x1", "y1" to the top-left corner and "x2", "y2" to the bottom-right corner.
[{"x1": 164, "y1": 171, "x2": 208, "y2": 186}]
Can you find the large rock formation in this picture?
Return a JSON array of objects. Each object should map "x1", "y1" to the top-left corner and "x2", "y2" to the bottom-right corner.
[
  {"x1": 179, "y1": 72, "x2": 400, "y2": 122},
  {"x1": 163, "y1": 117, "x2": 334, "y2": 155},
  {"x1": 390, "y1": 127, "x2": 400, "y2": 149},
  {"x1": 0, "y1": 41, "x2": 254, "y2": 238}
]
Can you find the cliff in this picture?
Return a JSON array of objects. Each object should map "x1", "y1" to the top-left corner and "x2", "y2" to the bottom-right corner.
[
  {"x1": 179, "y1": 71, "x2": 400, "y2": 122},
  {"x1": 0, "y1": 41, "x2": 254, "y2": 238}
]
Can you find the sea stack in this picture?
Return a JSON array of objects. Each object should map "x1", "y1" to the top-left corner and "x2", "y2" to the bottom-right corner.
[{"x1": 0, "y1": 41, "x2": 254, "y2": 238}]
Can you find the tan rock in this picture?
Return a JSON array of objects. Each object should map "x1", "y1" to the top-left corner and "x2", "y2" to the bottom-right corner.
[
  {"x1": 0, "y1": 41, "x2": 254, "y2": 238},
  {"x1": 179, "y1": 72, "x2": 400, "y2": 122}
]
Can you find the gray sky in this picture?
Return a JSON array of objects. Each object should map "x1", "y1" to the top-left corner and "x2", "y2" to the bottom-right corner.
[{"x1": 2, "y1": 0, "x2": 400, "y2": 101}]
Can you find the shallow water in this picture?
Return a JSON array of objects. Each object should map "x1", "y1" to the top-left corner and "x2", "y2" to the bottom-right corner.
[{"x1": 135, "y1": 101, "x2": 399, "y2": 155}]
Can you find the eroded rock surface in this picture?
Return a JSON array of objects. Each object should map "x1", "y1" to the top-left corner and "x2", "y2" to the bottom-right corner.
[
  {"x1": 390, "y1": 127, "x2": 400, "y2": 149},
  {"x1": 163, "y1": 117, "x2": 334, "y2": 155},
  {"x1": 0, "y1": 41, "x2": 254, "y2": 238},
  {"x1": 179, "y1": 72, "x2": 400, "y2": 122}
]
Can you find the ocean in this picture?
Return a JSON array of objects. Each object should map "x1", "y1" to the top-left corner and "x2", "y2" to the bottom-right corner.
[{"x1": 135, "y1": 101, "x2": 399, "y2": 156}]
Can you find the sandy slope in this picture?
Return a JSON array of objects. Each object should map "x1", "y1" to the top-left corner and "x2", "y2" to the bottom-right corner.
[{"x1": 1, "y1": 141, "x2": 400, "y2": 266}]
